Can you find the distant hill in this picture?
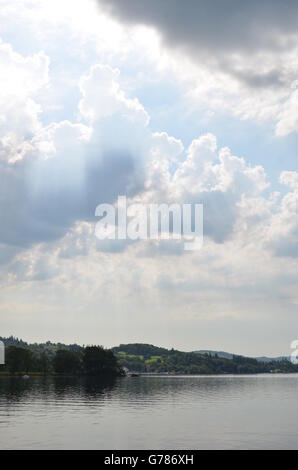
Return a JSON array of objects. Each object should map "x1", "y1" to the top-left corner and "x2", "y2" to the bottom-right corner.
[
  {"x1": 195, "y1": 350, "x2": 234, "y2": 360},
  {"x1": 255, "y1": 356, "x2": 290, "y2": 363},
  {"x1": 112, "y1": 343, "x2": 172, "y2": 358},
  {"x1": 195, "y1": 350, "x2": 290, "y2": 363},
  {"x1": 112, "y1": 343, "x2": 296, "y2": 375}
]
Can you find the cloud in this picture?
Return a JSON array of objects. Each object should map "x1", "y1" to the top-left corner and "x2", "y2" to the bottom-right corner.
[
  {"x1": 98, "y1": 0, "x2": 298, "y2": 53},
  {"x1": 79, "y1": 64, "x2": 149, "y2": 125},
  {"x1": 94, "y1": 0, "x2": 298, "y2": 138},
  {"x1": 97, "y1": 0, "x2": 298, "y2": 88},
  {"x1": 266, "y1": 172, "x2": 298, "y2": 257},
  {"x1": 0, "y1": 39, "x2": 293, "y2": 266},
  {"x1": 2, "y1": 0, "x2": 298, "y2": 138},
  {"x1": 276, "y1": 89, "x2": 298, "y2": 137},
  {"x1": 0, "y1": 55, "x2": 172, "y2": 254},
  {"x1": 139, "y1": 133, "x2": 270, "y2": 244},
  {"x1": 0, "y1": 39, "x2": 49, "y2": 164},
  {"x1": 0, "y1": 44, "x2": 287, "y2": 265}
]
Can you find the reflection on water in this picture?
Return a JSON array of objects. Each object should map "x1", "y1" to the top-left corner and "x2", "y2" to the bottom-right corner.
[{"x1": 0, "y1": 375, "x2": 298, "y2": 449}]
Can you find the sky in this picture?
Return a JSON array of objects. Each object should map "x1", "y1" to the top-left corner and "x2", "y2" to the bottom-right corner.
[{"x1": 0, "y1": 0, "x2": 298, "y2": 356}]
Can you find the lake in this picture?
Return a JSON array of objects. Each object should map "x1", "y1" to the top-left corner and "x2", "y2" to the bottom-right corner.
[{"x1": 0, "y1": 375, "x2": 298, "y2": 450}]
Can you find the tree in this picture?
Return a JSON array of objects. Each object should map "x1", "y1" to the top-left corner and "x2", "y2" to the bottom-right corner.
[
  {"x1": 83, "y1": 346, "x2": 121, "y2": 376},
  {"x1": 23, "y1": 349, "x2": 34, "y2": 373},
  {"x1": 6, "y1": 347, "x2": 34, "y2": 374},
  {"x1": 54, "y1": 350, "x2": 81, "y2": 375},
  {"x1": 39, "y1": 352, "x2": 51, "y2": 375}
]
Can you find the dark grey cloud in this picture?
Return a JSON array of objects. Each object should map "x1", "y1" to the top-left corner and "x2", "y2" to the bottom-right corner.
[{"x1": 98, "y1": 0, "x2": 298, "y2": 87}]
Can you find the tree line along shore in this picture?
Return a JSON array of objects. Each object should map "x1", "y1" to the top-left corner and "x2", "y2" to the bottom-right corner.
[
  {"x1": 0, "y1": 338, "x2": 297, "y2": 377},
  {"x1": 0, "y1": 343, "x2": 123, "y2": 377}
]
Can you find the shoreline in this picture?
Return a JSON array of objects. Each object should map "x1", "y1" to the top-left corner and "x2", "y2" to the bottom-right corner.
[
  {"x1": 1, "y1": 371, "x2": 297, "y2": 378},
  {"x1": 0, "y1": 372, "x2": 123, "y2": 378}
]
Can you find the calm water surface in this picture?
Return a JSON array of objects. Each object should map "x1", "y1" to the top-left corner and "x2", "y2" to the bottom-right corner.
[{"x1": 0, "y1": 375, "x2": 298, "y2": 450}]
